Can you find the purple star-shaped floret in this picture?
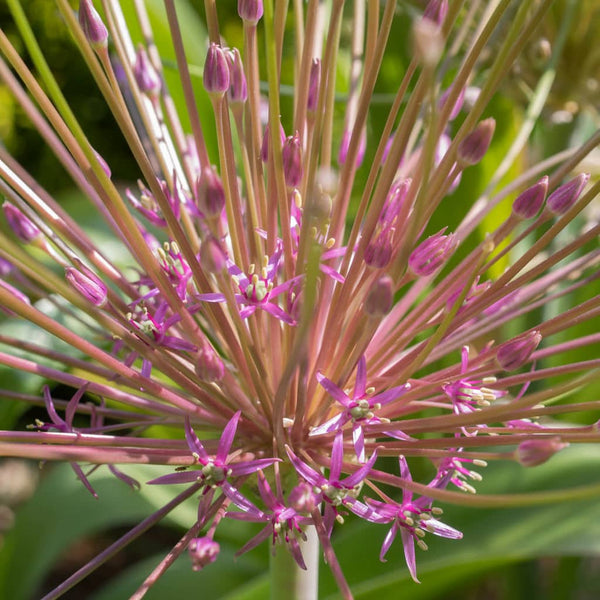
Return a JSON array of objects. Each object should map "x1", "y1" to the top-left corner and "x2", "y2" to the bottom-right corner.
[
  {"x1": 363, "y1": 456, "x2": 462, "y2": 582},
  {"x1": 226, "y1": 471, "x2": 312, "y2": 568},
  {"x1": 196, "y1": 242, "x2": 299, "y2": 324},
  {"x1": 311, "y1": 356, "x2": 411, "y2": 461},
  {"x1": 442, "y1": 346, "x2": 505, "y2": 436},
  {"x1": 287, "y1": 430, "x2": 377, "y2": 534},
  {"x1": 148, "y1": 412, "x2": 278, "y2": 507}
]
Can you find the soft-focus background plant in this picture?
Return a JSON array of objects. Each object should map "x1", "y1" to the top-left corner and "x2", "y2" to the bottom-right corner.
[{"x1": 0, "y1": 1, "x2": 599, "y2": 598}]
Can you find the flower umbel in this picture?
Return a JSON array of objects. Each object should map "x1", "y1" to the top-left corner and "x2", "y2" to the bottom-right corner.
[{"x1": 0, "y1": 1, "x2": 599, "y2": 599}]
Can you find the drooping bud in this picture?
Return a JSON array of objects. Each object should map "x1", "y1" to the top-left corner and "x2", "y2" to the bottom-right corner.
[
  {"x1": 188, "y1": 537, "x2": 220, "y2": 571},
  {"x1": 196, "y1": 343, "x2": 225, "y2": 383},
  {"x1": 546, "y1": 173, "x2": 590, "y2": 215},
  {"x1": 424, "y1": 0, "x2": 449, "y2": 25},
  {"x1": 200, "y1": 236, "x2": 227, "y2": 273},
  {"x1": 226, "y1": 48, "x2": 247, "y2": 105},
  {"x1": 78, "y1": 0, "x2": 108, "y2": 51},
  {"x1": 288, "y1": 481, "x2": 319, "y2": 514},
  {"x1": 307, "y1": 59, "x2": 321, "y2": 113},
  {"x1": 196, "y1": 167, "x2": 225, "y2": 217},
  {"x1": 496, "y1": 330, "x2": 542, "y2": 371},
  {"x1": 2, "y1": 203, "x2": 42, "y2": 244},
  {"x1": 512, "y1": 176, "x2": 548, "y2": 219},
  {"x1": 238, "y1": 0, "x2": 264, "y2": 24},
  {"x1": 282, "y1": 132, "x2": 303, "y2": 187},
  {"x1": 413, "y1": 17, "x2": 444, "y2": 68},
  {"x1": 203, "y1": 43, "x2": 230, "y2": 95},
  {"x1": 457, "y1": 118, "x2": 496, "y2": 166},
  {"x1": 364, "y1": 275, "x2": 394, "y2": 317},
  {"x1": 516, "y1": 437, "x2": 568, "y2": 467},
  {"x1": 133, "y1": 45, "x2": 161, "y2": 97},
  {"x1": 408, "y1": 229, "x2": 457, "y2": 276},
  {"x1": 65, "y1": 267, "x2": 107, "y2": 307}
]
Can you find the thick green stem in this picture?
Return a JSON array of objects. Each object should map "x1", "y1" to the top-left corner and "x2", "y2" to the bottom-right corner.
[{"x1": 270, "y1": 526, "x2": 319, "y2": 600}]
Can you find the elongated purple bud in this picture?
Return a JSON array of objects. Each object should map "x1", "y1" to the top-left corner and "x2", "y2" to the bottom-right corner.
[
  {"x1": 496, "y1": 330, "x2": 542, "y2": 371},
  {"x1": 65, "y1": 267, "x2": 107, "y2": 307},
  {"x1": 227, "y1": 48, "x2": 247, "y2": 104},
  {"x1": 196, "y1": 344, "x2": 225, "y2": 383},
  {"x1": 133, "y1": 45, "x2": 161, "y2": 97},
  {"x1": 203, "y1": 44, "x2": 230, "y2": 95},
  {"x1": 408, "y1": 230, "x2": 457, "y2": 276},
  {"x1": 307, "y1": 59, "x2": 321, "y2": 113},
  {"x1": 457, "y1": 118, "x2": 496, "y2": 166},
  {"x1": 364, "y1": 228, "x2": 393, "y2": 268},
  {"x1": 196, "y1": 167, "x2": 225, "y2": 217},
  {"x1": 188, "y1": 537, "x2": 220, "y2": 571},
  {"x1": 364, "y1": 275, "x2": 394, "y2": 317},
  {"x1": 78, "y1": 0, "x2": 108, "y2": 50},
  {"x1": 546, "y1": 173, "x2": 590, "y2": 215},
  {"x1": 2, "y1": 203, "x2": 41, "y2": 244},
  {"x1": 238, "y1": 0, "x2": 263, "y2": 23},
  {"x1": 424, "y1": 0, "x2": 448, "y2": 25},
  {"x1": 512, "y1": 176, "x2": 548, "y2": 219},
  {"x1": 282, "y1": 132, "x2": 303, "y2": 187},
  {"x1": 516, "y1": 437, "x2": 568, "y2": 467}
]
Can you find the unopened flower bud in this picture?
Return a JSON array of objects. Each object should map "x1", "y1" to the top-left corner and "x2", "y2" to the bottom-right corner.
[
  {"x1": 496, "y1": 330, "x2": 542, "y2": 371},
  {"x1": 0, "y1": 279, "x2": 31, "y2": 315},
  {"x1": 93, "y1": 148, "x2": 111, "y2": 179},
  {"x1": 2, "y1": 203, "x2": 41, "y2": 244},
  {"x1": 238, "y1": 0, "x2": 263, "y2": 23},
  {"x1": 196, "y1": 343, "x2": 225, "y2": 383},
  {"x1": 512, "y1": 176, "x2": 548, "y2": 219},
  {"x1": 413, "y1": 17, "x2": 444, "y2": 68},
  {"x1": 457, "y1": 118, "x2": 495, "y2": 166},
  {"x1": 200, "y1": 237, "x2": 227, "y2": 273},
  {"x1": 439, "y1": 85, "x2": 465, "y2": 121},
  {"x1": 196, "y1": 167, "x2": 225, "y2": 217},
  {"x1": 408, "y1": 230, "x2": 457, "y2": 276},
  {"x1": 424, "y1": 0, "x2": 449, "y2": 25},
  {"x1": 338, "y1": 129, "x2": 366, "y2": 167},
  {"x1": 78, "y1": 0, "x2": 108, "y2": 50},
  {"x1": 227, "y1": 48, "x2": 247, "y2": 104},
  {"x1": 203, "y1": 43, "x2": 230, "y2": 95},
  {"x1": 516, "y1": 437, "x2": 568, "y2": 467},
  {"x1": 546, "y1": 173, "x2": 589, "y2": 215},
  {"x1": 133, "y1": 45, "x2": 161, "y2": 97},
  {"x1": 364, "y1": 275, "x2": 394, "y2": 316},
  {"x1": 307, "y1": 59, "x2": 321, "y2": 113},
  {"x1": 288, "y1": 481, "x2": 319, "y2": 513},
  {"x1": 261, "y1": 122, "x2": 286, "y2": 162},
  {"x1": 65, "y1": 267, "x2": 107, "y2": 307},
  {"x1": 364, "y1": 230, "x2": 393, "y2": 268},
  {"x1": 282, "y1": 132, "x2": 303, "y2": 187},
  {"x1": 188, "y1": 537, "x2": 220, "y2": 571}
]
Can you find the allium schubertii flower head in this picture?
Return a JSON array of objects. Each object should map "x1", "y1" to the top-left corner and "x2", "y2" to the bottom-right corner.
[{"x1": 0, "y1": 0, "x2": 599, "y2": 598}]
